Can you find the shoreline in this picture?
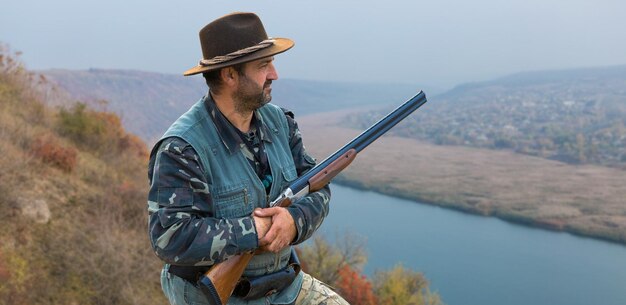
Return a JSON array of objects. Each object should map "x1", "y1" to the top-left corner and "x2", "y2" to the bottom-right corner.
[
  {"x1": 298, "y1": 110, "x2": 626, "y2": 248},
  {"x1": 331, "y1": 176, "x2": 626, "y2": 247}
]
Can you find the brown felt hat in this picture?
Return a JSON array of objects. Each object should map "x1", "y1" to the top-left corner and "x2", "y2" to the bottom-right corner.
[{"x1": 183, "y1": 12, "x2": 294, "y2": 76}]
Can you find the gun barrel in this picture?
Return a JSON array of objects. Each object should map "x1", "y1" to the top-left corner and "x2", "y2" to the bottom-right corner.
[{"x1": 289, "y1": 90, "x2": 427, "y2": 193}]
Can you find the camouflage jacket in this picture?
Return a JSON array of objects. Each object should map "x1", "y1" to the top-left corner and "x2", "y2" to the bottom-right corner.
[{"x1": 147, "y1": 98, "x2": 330, "y2": 266}]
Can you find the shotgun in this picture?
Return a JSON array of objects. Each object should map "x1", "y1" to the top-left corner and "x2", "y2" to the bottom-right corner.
[{"x1": 198, "y1": 91, "x2": 428, "y2": 304}]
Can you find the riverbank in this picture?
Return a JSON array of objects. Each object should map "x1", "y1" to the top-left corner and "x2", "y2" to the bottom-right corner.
[
  {"x1": 297, "y1": 109, "x2": 626, "y2": 245},
  {"x1": 322, "y1": 184, "x2": 626, "y2": 305}
]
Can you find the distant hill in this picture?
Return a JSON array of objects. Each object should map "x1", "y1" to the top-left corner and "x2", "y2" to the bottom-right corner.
[
  {"x1": 349, "y1": 65, "x2": 626, "y2": 168},
  {"x1": 42, "y1": 69, "x2": 423, "y2": 145},
  {"x1": 42, "y1": 69, "x2": 206, "y2": 145}
]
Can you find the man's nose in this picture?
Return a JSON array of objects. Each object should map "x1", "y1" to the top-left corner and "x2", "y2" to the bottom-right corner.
[{"x1": 267, "y1": 62, "x2": 278, "y2": 80}]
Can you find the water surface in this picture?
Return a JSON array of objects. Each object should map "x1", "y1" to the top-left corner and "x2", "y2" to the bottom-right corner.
[{"x1": 317, "y1": 184, "x2": 626, "y2": 305}]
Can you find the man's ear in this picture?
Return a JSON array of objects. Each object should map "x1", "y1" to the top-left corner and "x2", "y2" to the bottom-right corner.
[{"x1": 220, "y1": 67, "x2": 238, "y2": 86}]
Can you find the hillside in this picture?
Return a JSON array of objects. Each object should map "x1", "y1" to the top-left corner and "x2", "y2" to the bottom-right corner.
[
  {"x1": 348, "y1": 65, "x2": 626, "y2": 168},
  {"x1": 42, "y1": 69, "x2": 421, "y2": 144},
  {"x1": 0, "y1": 51, "x2": 164, "y2": 305}
]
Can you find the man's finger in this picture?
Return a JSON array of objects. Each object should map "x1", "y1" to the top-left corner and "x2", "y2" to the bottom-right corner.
[
  {"x1": 267, "y1": 237, "x2": 288, "y2": 253},
  {"x1": 260, "y1": 226, "x2": 278, "y2": 246},
  {"x1": 254, "y1": 207, "x2": 281, "y2": 217}
]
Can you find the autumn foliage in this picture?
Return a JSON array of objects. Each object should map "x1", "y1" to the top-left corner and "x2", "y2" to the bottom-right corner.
[
  {"x1": 31, "y1": 135, "x2": 78, "y2": 172},
  {"x1": 374, "y1": 264, "x2": 443, "y2": 305},
  {"x1": 57, "y1": 102, "x2": 147, "y2": 158},
  {"x1": 335, "y1": 265, "x2": 378, "y2": 305},
  {"x1": 298, "y1": 235, "x2": 444, "y2": 305}
]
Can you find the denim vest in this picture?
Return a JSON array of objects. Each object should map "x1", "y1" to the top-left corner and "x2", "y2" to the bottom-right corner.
[{"x1": 160, "y1": 97, "x2": 303, "y2": 304}]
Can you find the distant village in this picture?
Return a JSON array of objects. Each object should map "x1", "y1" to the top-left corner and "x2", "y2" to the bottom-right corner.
[{"x1": 349, "y1": 76, "x2": 626, "y2": 169}]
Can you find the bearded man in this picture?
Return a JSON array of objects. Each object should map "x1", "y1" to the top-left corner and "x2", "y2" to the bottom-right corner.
[{"x1": 147, "y1": 12, "x2": 349, "y2": 305}]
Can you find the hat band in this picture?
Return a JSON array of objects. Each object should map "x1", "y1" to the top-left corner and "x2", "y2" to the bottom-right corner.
[{"x1": 199, "y1": 39, "x2": 275, "y2": 66}]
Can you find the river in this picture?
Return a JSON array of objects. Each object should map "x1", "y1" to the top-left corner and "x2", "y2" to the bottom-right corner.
[{"x1": 316, "y1": 184, "x2": 626, "y2": 305}]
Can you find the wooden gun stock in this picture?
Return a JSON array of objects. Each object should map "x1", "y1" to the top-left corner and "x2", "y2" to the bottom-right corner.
[
  {"x1": 198, "y1": 252, "x2": 254, "y2": 305},
  {"x1": 308, "y1": 149, "x2": 356, "y2": 191}
]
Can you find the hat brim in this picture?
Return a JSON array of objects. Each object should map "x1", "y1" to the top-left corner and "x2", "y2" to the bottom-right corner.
[{"x1": 183, "y1": 37, "x2": 294, "y2": 76}]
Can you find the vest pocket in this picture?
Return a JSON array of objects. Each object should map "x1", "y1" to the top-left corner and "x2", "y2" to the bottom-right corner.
[
  {"x1": 273, "y1": 165, "x2": 297, "y2": 198},
  {"x1": 211, "y1": 183, "x2": 251, "y2": 218},
  {"x1": 281, "y1": 164, "x2": 297, "y2": 183}
]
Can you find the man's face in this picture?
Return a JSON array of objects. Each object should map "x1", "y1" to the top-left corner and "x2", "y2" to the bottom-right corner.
[{"x1": 232, "y1": 57, "x2": 278, "y2": 113}]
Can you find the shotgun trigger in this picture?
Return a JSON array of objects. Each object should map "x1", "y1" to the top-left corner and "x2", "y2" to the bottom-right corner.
[{"x1": 269, "y1": 188, "x2": 294, "y2": 207}]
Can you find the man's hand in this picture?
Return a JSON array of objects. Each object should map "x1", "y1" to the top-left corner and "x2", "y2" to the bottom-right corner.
[
  {"x1": 254, "y1": 207, "x2": 296, "y2": 253},
  {"x1": 253, "y1": 209, "x2": 272, "y2": 239}
]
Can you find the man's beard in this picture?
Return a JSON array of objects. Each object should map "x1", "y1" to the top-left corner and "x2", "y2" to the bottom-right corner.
[{"x1": 232, "y1": 74, "x2": 272, "y2": 113}]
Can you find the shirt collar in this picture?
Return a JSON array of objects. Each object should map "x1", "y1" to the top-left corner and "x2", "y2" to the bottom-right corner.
[{"x1": 204, "y1": 93, "x2": 273, "y2": 154}]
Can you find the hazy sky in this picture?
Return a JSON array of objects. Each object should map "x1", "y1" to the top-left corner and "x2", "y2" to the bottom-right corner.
[{"x1": 2, "y1": 0, "x2": 625, "y2": 88}]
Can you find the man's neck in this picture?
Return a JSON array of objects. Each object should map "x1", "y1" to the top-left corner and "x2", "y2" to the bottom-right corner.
[{"x1": 211, "y1": 92, "x2": 254, "y2": 132}]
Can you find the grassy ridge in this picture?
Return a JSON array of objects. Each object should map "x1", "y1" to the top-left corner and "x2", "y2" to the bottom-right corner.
[{"x1": 0, "y1": 48, "x2": 165, "y2": 305}]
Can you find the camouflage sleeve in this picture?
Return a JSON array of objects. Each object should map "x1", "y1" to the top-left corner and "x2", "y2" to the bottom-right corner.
[
  {"x1": 282, "y1": 109, "x2": 331, "y2": 245},
  {"x1": 147, "y1": 137, "x2": 258, "y2": 266}
]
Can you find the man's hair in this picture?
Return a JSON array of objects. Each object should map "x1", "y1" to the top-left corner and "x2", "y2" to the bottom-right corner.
[{"x1": 202, "y1": 63, "x2": 246, "y2": 95}]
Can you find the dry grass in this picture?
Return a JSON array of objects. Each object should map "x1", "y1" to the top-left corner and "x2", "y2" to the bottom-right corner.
[
  {"x1": 298, "y1": 109, "x2": 626, "y2": 244},
  {"x1": 0, "y1": 47, "x2": 165, "y2": 305}
]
